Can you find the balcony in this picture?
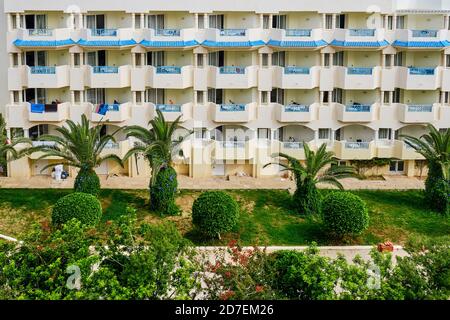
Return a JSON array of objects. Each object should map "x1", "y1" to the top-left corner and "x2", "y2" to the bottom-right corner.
[
  {"x1": 398, "y1": 104, "x2": 438, "y2": 123},
  {"x1": 335, "y1": 103, "x2": 378, "y2": 122},
  {"x1": 272, "y1": 66, "x2": 320, "y2": 89},
  {"x1": 278, "y1": 141, "x2": 306, "y2": 159},
  {"x1": 394, "y1": 29, "x2": 443, "y2": 45},
  {"x1": 86, "y1": 65, "x2": 131, "y2": 88},
  {"x1": 150, "y1": 103, "x2": 193, "y2": 122},
  {"x1": 90, "y1": 102, "x2": 131, "y2": 123},
  {"x1": 131, "y1": 65, "x2": 193, "y2": 90},
  {"x1": 335, "y1": 141, "x2": 376, "y2": 159},
  {"x1": 13, "y1": 28, "x2": 73, "y2": 42},
  {"x1": 80, "y1": 28, "x2": 135, "y2": 42},
  {"x1": 274, "y1": 103, "x2": 317, "y2": 122},
  {"x1": 26, "y1": 65, "x2": 70, "y2": 88},
  {"x1": 203, "y1": 28, "x2": 264, "y2": 46},
  {"x1": 141, "y1": 28, "x2": 197, "y2": 44},
  {"x1": 334, "y1": 66, "x2": 381, "y2": 89},
  {"x1": 90, "y1": 29, "x2": 118, "y2": 37},
  {"x1": 396, "y1": 67, "x2": 441, "y2": 90},
  {"x1": 332, "y1": 28, "x2": 386, "y2": 45},
  {"x1": 213, "y1": 140, "x2": 256, "y2": 160},
  {"x1": 394, "y1": 140, "x2": 424, "y2": 160},
  {"x1": 268, "y1": 28, "x2": 324, "y2": 44},
  {"x1": 207, "y1": 66, "x2": 258, "y2": 88},
  {"x1": 5, "y1": 103, "x2": 30, "y2": 128},
  {"x1": 100, "y1": 140, "x2": 130, "y2": 158},
  {"x1": 210, "y1": 103, "x2": 257, "y2": 123},
  {"x1": 28, "y1": 102, "x2": 70, "y2": 122}
]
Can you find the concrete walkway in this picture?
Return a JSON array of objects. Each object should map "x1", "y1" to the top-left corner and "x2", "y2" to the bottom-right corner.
[{"x1": 0, "y1": 175, "x2": 425, "y2": 190}]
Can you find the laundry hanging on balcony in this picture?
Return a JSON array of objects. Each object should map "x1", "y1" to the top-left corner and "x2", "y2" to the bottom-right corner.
[
  {"x1": 30, "y1": 104, "x2": 45, "y2": 113},
  {"x1": 95, "y1": 103, "x2": 108, "y2": 115}
]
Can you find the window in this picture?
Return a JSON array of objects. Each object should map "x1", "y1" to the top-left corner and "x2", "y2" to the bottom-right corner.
[
  {"x1": 325, "y1": 14, "x2": 333, "y2": 29},
  {"x1": 324, "y1": 53, "x2": 331, "y2": 67},
  {"x1": 25, "y1": 51, "x2": 47, "y2": 67},
  {"x1": 194, "y1": 128, "x2": 208, "y2": 139},
  {"x1": 396, "y1": 16, "x2": 405, "y2": 29},
  {"x1": 258, "y1": 128, "x2": 271, "y2": 140},
  {"x1": 272, "y1": 15, "x2": 287, "y2": 29},
  {"x1": 446, "y1": 55, "x2": 450, "y2": 68},
  {"x1": 198, "y1": 14, "x2": 205, "y2": 29},
  {"x1": 272, "y1": 51, "x2": 285, "y2": 67},
  {"x1": 86, "y1": 88, "x2": 105, "y2": 105},
  {"x1": 336, "y1": 14, "x2": 346, "y2": 29},
  {"x1": 196, "y1": 91, "x2": 204, "y2": 105},
  {"x1": 147, "y1": 14, "x2": 164, "y2": 29},
  {"x1": 333, "y1": 51, "x2": 344, "y2": 66},
  {"x1": 29, "y1": 124, "x2": 48, "y2": 140},
  {"x1": 86, "y1": 14, "x2": 105, "y2": 29},
  {"x1": 74, "y1": 53, "x2": 81, "y2": 66},
  {"x1": 87, "y1": 50, "x2": 106, "y2": 67},
  {"x1": 332, "y1": 88, "x2": 343, "y2": 104},
  {"x1": 12, "y1": 53, "x2": 19, "y2": 67},
  {"x1": 197, "y1": 54, "x2": 204, "y2": 67},
  {"x1": 146, "y1": 51, "x2": 165, "y2": 67},
  {"x1": 393, "y1": 88, "x2": 401, "y2": 103},
  {"x1": 270, "y1": 88, "x2": 284, "y2": 105},
  {"x1": 262, "y1": 15, "x2": 270, "y2": 29},
  {"x1": 447, "y1": 16, "x2": 450, "y2": 30},
  {"x1": 389, "y1": 160, "x2": 404, "y2": 172},
  {"x1": 146, "y1": 88, "x2": 165, "y2": 104},
  {"x1": 25, "y1": 88, "x2": 46, "y2": 104},
  {"x1": 207, "y1": 88, "x2": 223, "y2": 104},
  {"x1": 322, "y1": 91, "x2": 330, "y2": 103},
  {"x1": 74, "y1": 91, "x2": 81, "y2": 104},
  {"x1": 442, "y1": 92, "x2": 450, "y2": 104},
  {"x1": 385, "y1": 15, "x2": 393, "y2": 30},
  {"x1": 209, "y1": 14, "x2": 224, "y2": 29},
  {"x1": 318, "y1": 128, "x2": 330, "y2": 140},
  {"x1": 384, "y1": 54, "x2": 392, "y2": 67},
  {"x1": 208, "y1": 51, "x2": 224, "y2": 67},
  {"x1": 394, "y1": 52, "x2": 403, "y2": 67},
  {"x1": 261, "y1": 53, "x2": 269, "y2": 67},
  {"x1": 383, "y1": 91, "x2": 390, "y2": 104},
  {"x1": 261, "y1": 91, "x2": 269, "y2": 104},
  {"x1": 135, "y1": 91, "x2": 142, "y2": 104},
  {"x1": 378, "y1": 128, "x2": 391, "y2": 140},
  {"x1": 12, "y1": 91, "x2": 19, "y2": 103},
  {"x1": 10, "y1": 128, "x2": 24, "y2": 139},
  {"x1": 25, "y1": 14, "x2": 47, "y2": 29}
]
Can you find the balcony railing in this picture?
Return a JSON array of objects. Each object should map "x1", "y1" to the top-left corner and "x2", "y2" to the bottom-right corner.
[
  {"x1": 345, "y1": 141, "x2": 370, "y2": 149},
  {"x1": 91, "y1": 29, "x2": 118, "y2": 36},
  {"x1": 104, "y1": 140, "x2": 120, "y2": 149},
  {"x1": 347, "y1": 67, "x2": 373, "y2": 75},
  {"x1": 96, "y1": 103, "x2": 120, "y2": 113},
  {"x1": 407, "y1": 105, "x2": 433, "y2": 112},
  {"x1": 345, "y1": 104, "x2": 371, "y2": 112},
  {"x1": 412, "y1": 30, "x2": 438, "y2": 37},
  {"x1": 284, "y1": 66, "x2": 310, "y2": 74},
  {"x1": 283, "y1": 141, "x2": 304, "y2": 149},
  {"x1": 219, "y1": 66, "x2": 246, "y2": 74},
  {"x1": 156, "y1": 104, "x2": 182, "y2": 112},
  {"x1": 285, "y1": 29, "x2": 312, "y2": 37},
  {"x1": 30, "y1": 66, "x2": 56, "y2": 74},
  {"x1": 284, "y1": 105, "x2": 310, "y2": 112},
  {"x1": 155, "y1": 29, "x2": 181, "y2": 36},
  {"x1": 408, "y1": 67, "x2": 435, "y2": 75},
  {"x1": 30, "y1": 103, "x2": 59, "y2": 113},
  {"x1": 222, "y1": 141, "x2": 246, "y2": 148},
  {"x1": 349, "y1": 29, "x2": 375, "y2": 36},
  {"x1": 28, "y1": 29, "x2": 53, "y2": 36},
  {"x1": 32, "y1": 141, "x2": 57, "y2": 147},
  {"x1": 219, "y1": 29, "x2": 246, "y2": 36},
  {"x1": 92, "y1": 66, "x2": 119, "y2": 74},
  {"x1": 156, "y1": 66, "x2": 181, "y2": 74},
  {"x1": 220, "y1": 104, "x2": 246, "y2": 112}
]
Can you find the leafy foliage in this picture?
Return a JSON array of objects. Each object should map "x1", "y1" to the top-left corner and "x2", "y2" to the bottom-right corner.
[
  {"x1": 264, "y1": 143, "x2": 355, "y2": 215},
  {"x1": 74, "y1": 167, "x2": 101, "y2": 196},
  {"x1": 192, "y1": 191, "x2": 239, "y2": 239},
  {"x1": 52, "y1": 192, "x2": 102, "y2": 227},
  {"x1": 425, "y1": 161, "x2": 449, "y2": 215},
  {"x1": 149, "y1": 166, "x2": 179, "y2": 215},
  {"x1": 322, "y1": 191, "x2": 369, "y2": 237}
]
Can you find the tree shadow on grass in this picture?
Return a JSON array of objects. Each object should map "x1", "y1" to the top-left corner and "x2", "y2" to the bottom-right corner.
[{"x1": 0, "y1": 188, "x2": 71, "y2": 211}]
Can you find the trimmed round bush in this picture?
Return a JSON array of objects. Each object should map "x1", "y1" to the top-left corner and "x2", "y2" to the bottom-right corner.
[
  {"x1": 74, "y1": 168, "x2": 100, "y2": 196},
  {"x1": 192, "y1": 191, "x2": 239, "y2": 239},
  {"x1": 322, "y1": 191, "x2": 369, "y2": 237},
  {"x1": 52, "y1": 192, "x2": 102, "y2": 227},
  {"x1": 150, "y1": 166, "x2": 179, "y2": 215}
]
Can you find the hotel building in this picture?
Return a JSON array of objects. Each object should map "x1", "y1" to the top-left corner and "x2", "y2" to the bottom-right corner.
[{"x1": 2, "y1": 0, "x2": 450, "y2": 179}]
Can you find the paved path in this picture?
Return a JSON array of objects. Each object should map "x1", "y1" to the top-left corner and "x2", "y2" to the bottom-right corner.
[{"x1": 0, "y1": 175, "x2": 425, "y2": 190}]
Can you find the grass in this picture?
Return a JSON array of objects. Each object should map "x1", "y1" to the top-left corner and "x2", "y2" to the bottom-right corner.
[{"x1": 0, "y1": 188, "x2": 448, "y2": 246}]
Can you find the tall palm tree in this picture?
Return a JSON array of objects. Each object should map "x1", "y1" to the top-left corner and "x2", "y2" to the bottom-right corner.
[
  {"x1": 264, "y1": 143, "x2": 355, "y2": 215},
  {"x1": 123, "y1": 109, "x2": 190, "y2": 187},
  {"x1": 401, "y1": 125, "x2": 449, "y2": 214},
  {"x1": 27, "y1": 114, "x2": 123, "y2": 195}
]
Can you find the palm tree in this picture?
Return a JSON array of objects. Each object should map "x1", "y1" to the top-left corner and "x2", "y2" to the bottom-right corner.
[
  {"x1": 264, "y1": 143, "x2": 355, "y2": 215},
  {"x1": 401, "y1": 125, "x2": 449, "y2": 214},
  {"x1": 27, "y1": 114, "x2": 123, "y2": 195}
]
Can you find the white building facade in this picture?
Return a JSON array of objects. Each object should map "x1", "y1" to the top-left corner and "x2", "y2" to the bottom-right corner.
[{"x1": 3, "y1": 0, "x2": 450, "y2": 179}]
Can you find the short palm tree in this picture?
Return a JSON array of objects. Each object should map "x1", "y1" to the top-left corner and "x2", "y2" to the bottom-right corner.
[
  {"x1": 401, "y1": 125, "x2": 449, "y2": 214},
  {"x1": 27, "y1": 114, "x2": 123, "y2": 195},
  {"x1": 0, "y1": 114, "x2": 31, "y2": 174},
  {"x1": 123, "y1": 110, "x2": 191, "y2": 213},
  {"x1": 264, "y1": 143, "x2": 355, "y2": 215}
]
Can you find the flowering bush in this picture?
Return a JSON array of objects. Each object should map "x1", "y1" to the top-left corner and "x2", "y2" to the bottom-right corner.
[{"x1": 150, "y1": 166, "x2": 180, "y2": 215}]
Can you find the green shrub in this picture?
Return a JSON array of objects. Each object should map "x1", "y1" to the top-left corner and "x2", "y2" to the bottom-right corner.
[
  {"x1": 293, "y1": 177, "x2": 321, "y2": 215},
  {"x1": 74, "y1": 167, "x2": 100, "y2": 196},
  {"x1": 150, "y1": 166, "x2": 179, "y2": 215},
  {"x1": 425, "y1": 162, "x2": 449, "y2": 215},
  {"x1": 52, "y1": 192, "x2": 102, "y2": 227},
  {"x1": 322, "y1": 191, "x2": 369, "y2": 237},
  {"x1": 192, "y1": 191, "x2": 239, "y2": 239}
]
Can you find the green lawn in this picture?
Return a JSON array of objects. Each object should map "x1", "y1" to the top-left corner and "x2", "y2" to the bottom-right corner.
[{"x1": 0, "y1": 188, "x2": 448, "y2": 246}]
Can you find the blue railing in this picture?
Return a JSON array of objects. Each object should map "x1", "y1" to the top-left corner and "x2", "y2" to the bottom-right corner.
[
  {"x1": 220, "y1": 29, "x2": 246, "y2": 36},
  {"x1": 345, "y1": 141, "x2": 370, "y2": 149},
  {"x1": 220, "y1": 104, "x2": 246, "y2": 112},
  {"x1": 219, "y1": 66, "x2": 246, "y2": 74},
  {"x1": 30, "y1": 66, "x2": 56, "y2": 74},
  {"x1": 28, "y1": 29, "x2": 53, "y2": 36},
  {"x1": 283, "y1": 141, "x2": 304, "y2": 149},
  {"x1": 408, "y1": 67, "x2": 435, "y2": 75},
  {"x1": 156, "y1": 104, "x2": 182, "y2": 112},
  {"x1": 91, "y1": 29, "x2": 118, "y2": 36},
  {"x1": 407, "y1": 105, "x2": 433, "y2": 112},
  {"x1": 412, "y1": 30, "x2": 438, "y2": 37},
  {"x1": 345, "y1": 104, "x2": 371, "y2": 112},
  {"x1": 156, "y1": 66, "x2": 182, "y2": 74},
  {"x1": 104, "y1": 104, "x2": 120, "y2": 111},
  {"x1": 284, "y1": 66, "x2": 310, "y2": 74},
  {"x1": 347, "y1": 67, "x2": 373, "y2": 75},
  {"x1": 349, "y1": 29, "x2": 375, "y2": 36},
  {"x1": 155, "y1": 29, "x2": 181, "y2": 36},
  {"x1": 285, "y1": 29, "x2": 312, "y2": 37},
  {"x1": 92, "y1": 66, "x2": 119, "y2": 73},
  {"x1": 284, "y1": 105, "x2": 310, "y2": 112}
]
